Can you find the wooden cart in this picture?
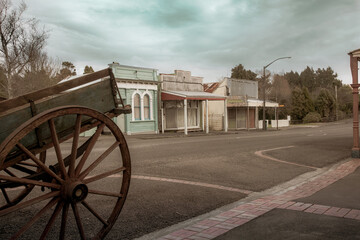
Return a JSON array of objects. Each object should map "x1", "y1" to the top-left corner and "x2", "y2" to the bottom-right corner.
[{"x1": 0, "y1": 68, "x2": 131, "y2": 239}]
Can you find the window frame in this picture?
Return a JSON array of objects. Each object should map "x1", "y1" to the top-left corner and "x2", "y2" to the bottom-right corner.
[
  {"x1": 131, "y1": 90, "x2": 153, "y2": 121},
  {"x1": 143, "y1": 94, "x2": 151, "y2": 120},
  {"x1": 132, "y1": 92, "x2": 142, "y2": 121}
]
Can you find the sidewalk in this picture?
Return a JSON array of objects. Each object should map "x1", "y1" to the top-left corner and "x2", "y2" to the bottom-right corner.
[
  {"x1": 128, "y1": 128, "x2": 283, "y2": 140},
  {"x1": 138, "y1": 157, "x2": 360, "y2": 240},
  {"x1": 127, "y1": 122, "x2": 330, "y2": 140}
]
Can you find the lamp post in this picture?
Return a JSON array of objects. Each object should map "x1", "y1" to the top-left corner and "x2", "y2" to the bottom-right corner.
[{"x1": 262, "y1": 56, "x2": 291, "y2": 130}]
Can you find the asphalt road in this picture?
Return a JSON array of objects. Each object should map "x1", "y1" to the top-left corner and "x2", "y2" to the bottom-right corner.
[{"x1": 0, "y1": 119, "x2": 353, "y2": 239}]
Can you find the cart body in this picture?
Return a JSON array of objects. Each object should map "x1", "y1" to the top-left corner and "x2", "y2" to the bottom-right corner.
[{"x1": 0, "y1": 68, "x2": 131, "y2": 239}]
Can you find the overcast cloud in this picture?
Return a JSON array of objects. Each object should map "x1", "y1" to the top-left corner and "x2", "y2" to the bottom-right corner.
[{"x1": 22, "y1": 0, "x2": 360, "y2": 84}]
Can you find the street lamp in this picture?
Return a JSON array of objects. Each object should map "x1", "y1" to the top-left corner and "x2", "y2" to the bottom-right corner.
[{"x1": 262, "y1": 56, "x2": 291, "y2": 130}]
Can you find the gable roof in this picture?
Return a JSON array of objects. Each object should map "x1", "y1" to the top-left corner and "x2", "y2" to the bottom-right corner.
[
  {"x1": 203, "y1": 82, "x2": 220, "y2": 93},
  {"x1": 203, "y1": 78, "x2": 228, "y2": 93}
]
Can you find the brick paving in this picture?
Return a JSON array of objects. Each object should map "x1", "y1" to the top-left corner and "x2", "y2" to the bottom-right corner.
[{"x1": 155, "y1": 158, "x2": 360, "y2": 240}]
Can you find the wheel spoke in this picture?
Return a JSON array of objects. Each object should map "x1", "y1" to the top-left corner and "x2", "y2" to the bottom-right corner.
[
  {"x1": 71, "y1": 202, "x2": 86, "y2": 240},
  {"x1": 52, "y1": 140, "x2": 91, "y2": 180},
  {"x1": 1, "y1": 186, "x2": 11, "y2": 204},
  {"x1": 79, "y1": 141, "x2": 120, "y2": 180},
  {"x1": 0, "y1": 174, "x2": 60, "y2": 190},
  {"x1": 4, "y1": 168, "x2": 16, "y2": 177},
  {"x1": 11, "y1": 197, "x2": 59, "y2": 239},
  {"x1": 39, "y1": 151, "x2": 47, "y2": 164},
  {"x1": 69, "y1": 114, "x2": 82, "y2": 178},
  {"x1": 60, "y1": 203, "x2": 69, "y2": 240},
  {"x1": 16, "y1": 143, "x2": 64, "y2": 184},
  {"x1": 75, "y1": 123, "x2": 105, "y2": 176},
  {"x1": 83, "y1": 167, "x2": 126, "y2": 184},
  {"x1": 49, "y1": 119, "x2": 68, "y2": 180},
  {"x1": 17, "y1": 161, "x2": 39, "y2": 167},
  {"x1": 40, "y1": 200, "x2": 64, "y2": 240},
  {"x1": 82, "y1": 200, "x2": 109, "y2": 226},
  {"x1": 0, "y1": 191, "x2": 59, "y2": 217},
  {"x1": 88, "y1": 189, "x2": 123, "y2": 198},
  {"x1": 10, "y1": 164, "x2": 37, "y2": 175}
]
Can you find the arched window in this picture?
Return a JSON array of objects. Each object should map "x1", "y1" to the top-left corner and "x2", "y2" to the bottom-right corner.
[
  {"x1": 143, "y1": 94, "x2": 150, "y2": 120},
  {"x1": 133, "y1": 93, "x2": 141, "y2": 120}
]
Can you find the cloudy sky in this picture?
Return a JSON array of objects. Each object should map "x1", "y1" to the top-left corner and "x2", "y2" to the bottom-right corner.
[{"x1": 22, "y1": 0, "x2": 360, "y2": 84}]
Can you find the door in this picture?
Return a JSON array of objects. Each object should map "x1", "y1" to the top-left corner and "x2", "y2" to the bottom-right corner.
[
  {"x1": 166, "y1": 108, "x2": 177, "y2": 129},
  {"x1": 236, "y1": 108, "x2": 246, "y2": 129},
  {"x1": 248, "y1": 108, "x2": 256, "y2": 128},
  {"x1": 228, "y1": 108, "x2": 236, "y2": 129}
]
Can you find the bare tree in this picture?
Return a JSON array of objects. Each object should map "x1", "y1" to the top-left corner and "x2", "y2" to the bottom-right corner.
[
  {"x1": 11, "y1": 53, "x2": 62, "y2": 97},
  {"x1": 0, "y1": 0, "x2": 49, "y2": 98}
]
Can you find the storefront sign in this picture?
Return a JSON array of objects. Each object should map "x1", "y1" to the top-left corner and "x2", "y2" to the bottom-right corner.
[{"x1": 227, "y1": 96, "x2": 247, "y2": 107}]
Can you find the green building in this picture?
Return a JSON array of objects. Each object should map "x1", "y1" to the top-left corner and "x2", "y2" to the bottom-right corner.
[{"x1": 109, "y1": 63, "x2": 159, "y2": 135}]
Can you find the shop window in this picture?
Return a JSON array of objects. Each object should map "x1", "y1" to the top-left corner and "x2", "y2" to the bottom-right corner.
[
  {"x1": 132, "y1": 91, "x2": 152, "y2": 121},
  {"x1": 144, "y1": 94, "x2": 150, "y2": 120},
  {"x1": 133, "y1": 93, "x2": 141, "y2": 120}
]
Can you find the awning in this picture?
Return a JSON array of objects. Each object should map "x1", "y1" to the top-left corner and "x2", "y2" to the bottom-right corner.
[
  {"x1": 227, "y1": 96, "x2": 279, "y2": 107},
  {"x1": 162, "y1": 90, "x2": 226, "y2": 101},
  {"x1": 247, "y1": 99, "x2": 279, "y2": 107}
]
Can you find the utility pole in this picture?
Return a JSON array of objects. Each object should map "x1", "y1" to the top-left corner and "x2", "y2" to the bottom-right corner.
[
  {"x1": 262, "y1": 66, "x2": 266, "y2": 130},
  {"x1": 335, "y1": 85, "x2": 338, "y2": 121},
  {"x1": 276, "y1": 106, "x2": 279, "y2": 130},
  {"x1": 262, "y1": 57, "x2": 291, "y2": 130}
]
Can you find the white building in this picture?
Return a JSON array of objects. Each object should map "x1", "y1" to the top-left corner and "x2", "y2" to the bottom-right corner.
[
  {"x1": 160, "y1": 70, "x2": 226, "y2": 135},
  {"x1": 204, "y1": 77, "x2": 279, "y2": 130}
]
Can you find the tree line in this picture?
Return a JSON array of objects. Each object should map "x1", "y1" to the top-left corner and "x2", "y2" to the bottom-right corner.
[
  {"x1": 231, "y1": 64, "x2": 353, "y2": 123},
  {"x1": 0, "y1": 1, "x2": 94, "y2": 99}
]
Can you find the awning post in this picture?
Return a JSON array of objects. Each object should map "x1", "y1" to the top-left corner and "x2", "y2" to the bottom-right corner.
[
  {"x1": 276, "y1": 107, "x2": 279, "y2": 130},
  {"x1": 224, "y1": 99, "x2": 228, "y2": 132},
  {"x1": 184, "y1": 99, "x2": 188, "y2": 135},
  {"x1": 247, "y1": 97, "x2": 249, "y2": 131},
  {"x1": 206, "y1": 99, "x2": 209, "y2": 134},
  {"x1": 201, "y1": 101, "x2": 205, "y2": 131},
  {"x1": 161, "y1": 107, "x2": 164, "y2": 134}
]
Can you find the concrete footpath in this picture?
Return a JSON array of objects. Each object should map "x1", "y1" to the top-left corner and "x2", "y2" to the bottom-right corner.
[{"x1": 137, "y1": 157, "x2": 360, "y2": 240}]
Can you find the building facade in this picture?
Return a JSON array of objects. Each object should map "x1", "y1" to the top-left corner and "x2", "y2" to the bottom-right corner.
[
  {"x1": 160, "y1": 70, "x2": 226, "y2": 134},
  {"x1": 205, "y1": 77, "x2": 278, "y2": 130},
  {"x1": 109, "y1": 63, "x2": 159, "y2": 135}
]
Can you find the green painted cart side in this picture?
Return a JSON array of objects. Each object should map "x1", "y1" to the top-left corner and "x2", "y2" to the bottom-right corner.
[{"x1": 0, "y1": 68, "x2": 132, "y2": 239}]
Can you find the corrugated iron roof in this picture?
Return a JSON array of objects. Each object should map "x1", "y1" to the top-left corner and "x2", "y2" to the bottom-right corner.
[
  {"x1": 162, "y1": 90, "x2": 226, "y2": 100},
  {"x1": 203, "y1": 82, "x2": 220, "y2": 93}
]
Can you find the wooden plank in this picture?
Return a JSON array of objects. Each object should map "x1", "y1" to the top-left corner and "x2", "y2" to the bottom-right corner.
[
  {"x1": 0, "y1": 68, "x2": 111, "y2": 113},
  {"x1": 0, "y1": 79, "x2": 115, "y2": 147}
]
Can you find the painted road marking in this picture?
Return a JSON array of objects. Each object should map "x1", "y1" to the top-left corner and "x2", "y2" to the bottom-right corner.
[
  {"x1": 2, "y1": 174, "x2": 253, "y2": 195},
  {"x1": 110, "y1": 174, "x2": 253, "y2": 194},
  {"x1": 255, "y1": 146, "x2": 319, "y2": 170}
]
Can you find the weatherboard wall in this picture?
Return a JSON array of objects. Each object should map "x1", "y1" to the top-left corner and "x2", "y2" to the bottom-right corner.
[{"x1": 109, "y1": 63, "x2": 159, "y2": 135}]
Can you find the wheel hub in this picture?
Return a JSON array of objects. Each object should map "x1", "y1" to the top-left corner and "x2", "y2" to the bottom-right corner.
[{"x1": 61, "y1": 180, "x2": 88, "y2": 202}]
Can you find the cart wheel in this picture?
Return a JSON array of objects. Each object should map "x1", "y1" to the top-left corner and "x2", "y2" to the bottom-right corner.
[
  {"x1": 0, "y1": 106, "x2": 131, "y2": 239},
  {"x1": 0, "y1": 150, "x2": 46, "y2": 210}
]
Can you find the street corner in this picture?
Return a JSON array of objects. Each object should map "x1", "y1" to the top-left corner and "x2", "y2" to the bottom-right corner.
[
  {"x1": 214, "y1": 208, "x2": 360, "y2": 240},
  {"x1": 106, "y1": 177, "x2": 247, "y2": 239},
  {"x1": 149, "y1": 158, "x2": 360, "y2": 240}
]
